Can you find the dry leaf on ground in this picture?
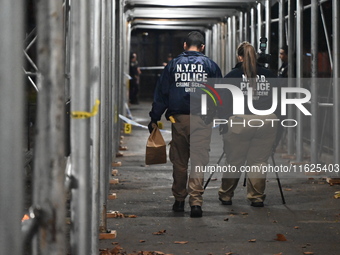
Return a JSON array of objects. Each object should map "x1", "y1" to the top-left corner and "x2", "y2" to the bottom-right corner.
[
  {"x1": 248, "y1": 239, "x2": 256, "y2": 242},
  {"x1": 303, "y1": 252, "x2": 314, "y2": 255},
  {"x1": 152, "y1": 230, "x2": 166, "y2": 235},
  {"x1": 110, "y1": 245, "x2": 124, "y2": 254},
  {"x1": 174, "y1": 241, "x2": 189, "y2": 244},
  {"x1": 334, "y1": 191, "x2": 340, "y2": 199},
  {"x1": 274, "y1": 234, "x2": 287, "y2": 241}
]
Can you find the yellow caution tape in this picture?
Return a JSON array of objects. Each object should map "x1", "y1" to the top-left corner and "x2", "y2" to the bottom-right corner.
[
  {"x1": 169, "y1": 116, "x2": 176, "y2": 123},
  {"x1": 71, "y1": 99, "x2": 100, "y2": 119}
]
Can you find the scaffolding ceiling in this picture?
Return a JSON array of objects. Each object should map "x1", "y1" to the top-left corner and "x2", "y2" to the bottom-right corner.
[{"x1": 125, "y1": 0, "x2": 264, "y2": 29}]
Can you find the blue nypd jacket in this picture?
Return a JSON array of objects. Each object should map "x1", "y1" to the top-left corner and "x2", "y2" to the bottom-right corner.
[{"x1": 149, "y1": 51, "x2": 222, "y2": 121}]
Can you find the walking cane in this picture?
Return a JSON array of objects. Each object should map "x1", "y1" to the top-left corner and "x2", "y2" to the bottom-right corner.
[
  {"x1": 204, "y1": 152, "x2": 225, "y2": 190},
  {"x1": 271, "y1": 153, "x2": 286, "y2": 204}
]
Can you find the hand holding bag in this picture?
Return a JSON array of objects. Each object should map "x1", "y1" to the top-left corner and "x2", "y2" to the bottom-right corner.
[{"x1": 145, "y1": 127, "x2": 167, "y2": 165}]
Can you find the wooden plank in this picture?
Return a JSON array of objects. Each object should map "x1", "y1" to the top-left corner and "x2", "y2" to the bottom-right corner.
[
  {"x1": 99, "y1": 230, "x2": 117, "y2": 240},
  {"x1": 326, "y1": 178, "x2": 340, "y2": 186}
]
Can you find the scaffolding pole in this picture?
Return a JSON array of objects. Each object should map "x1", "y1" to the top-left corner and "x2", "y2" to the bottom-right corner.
[
  {"x1": 232, "y1": 15, "x2": 237, "y2": 67},
  {"x1": 227, "y1": 17, "x2": 232, "y2": 71},
  {"x1": 244, "y1": 11, "x2": 249, "y2": 42},
  {"x1": 32, "y1": 1, "x2": 66, "y2": 254},
  {"x1": 251, "y1": 7, "x2": 256, "y2": 47},
  {"x1": 257, "y1": 2, "x2": 262, "y2": 48},
  {"x1": 239, "y1": 11, "x2": 244, "y2": 42},
  {"x1": 99, "y1": 0, "x2": 111, "y2": 234},
  {"x1": 90, "y1": 0, "x2": 102, "y2": 252},
  {"x1": 296, "y1": 0, "x2": 304, "y2": 162},
  {"x1": 279, "y1": 0, "x2": 285, "y2": 69},
  {"x1": 0, "y1": 1, "x2": 24, "y2": 254},
  {"x1": 310, "y1": 0, "x2": 319, "y2": 164},
  {"x1": 333, "y1": 0, "x2": 340, "y2": 166},
  {"x1": 287, "y1": 0, "x2": 295, "y2": 155},
  {"x1": 69, "y1": 0, "x2": 92, "y2": 253},
  {"x1": 265, "y1": 0, "x2": 271, "y2": 55}
]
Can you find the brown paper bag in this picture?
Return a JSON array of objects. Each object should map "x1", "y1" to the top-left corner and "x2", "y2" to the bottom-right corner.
[{"x1": 145, "y1": 127, "x2": 167, "y2": 165}]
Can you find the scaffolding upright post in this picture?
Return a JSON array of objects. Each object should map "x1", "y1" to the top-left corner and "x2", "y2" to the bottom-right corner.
[
  {"x1": 90, "y1": 0, "x2": 102, "y2": 252},
  {"x1": 296, "y1": 0, "x2": 304, "y2": 162},
  {"x1": 279, "y1": 0, "x2": 285, "y2": 69},
  {"x1": 0, "y1": 1, "x2": 24, "y2": 254},
  {"x1": 227, "y1": 17, "x2": 232, "y2": 71},
  {"x1": 32, "y1": 1, "x2": 66, "y2": 254},
  {"x1": 333, "y1": 0, "x2": 340, "y2": 166},
  {"x1": 265, "y1": 0, "x2": 271, "y2": 55},
  {"x1": 244, "y1": 11, "x2": 249, "y2": 41},
  {"x1": 287, "y1": 0, "x2": 295, "y2": 155},
  {"x1": 250, "y1": 7, "x2": 256, "y2": 46},
  {"x1": 311, "y1": 0, "x2": 319, "y2": 164},
  {"x1": 257, "y1": 2, "x2": 262, "y2": 49},
  {"x1": 232, "y1": 15, "x2": 237, "y2": 67},
  {"x1": 69, "y1": 0, "x2": 92, "y2": 253},
  {"x1": 239, "y1": 11, "x2": 244, "y2": 43},
  {"x1": 99, "y1": 0, "x2": 111, "y2": 234}
]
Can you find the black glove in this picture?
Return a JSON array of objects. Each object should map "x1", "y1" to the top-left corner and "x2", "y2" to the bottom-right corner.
[
  {"x1": 148, "y1": 120, "x2": 158, "y2": 133},
  {"x1": 219, "y1": 124, "x2": 228, "y2": 135}
]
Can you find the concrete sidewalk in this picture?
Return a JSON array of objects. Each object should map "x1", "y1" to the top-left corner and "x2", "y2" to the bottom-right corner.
[{"x1": 99, "y1": 101, "x2": 340, "y2": 255}]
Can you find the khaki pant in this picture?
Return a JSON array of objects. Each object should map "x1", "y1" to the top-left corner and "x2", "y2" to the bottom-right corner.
[
  {"x1": 219, "y1": 114, "x2": 277, "y2": 203},
  {"x1": 169, "y1": 114, "x2": 212, "y2": 206}
]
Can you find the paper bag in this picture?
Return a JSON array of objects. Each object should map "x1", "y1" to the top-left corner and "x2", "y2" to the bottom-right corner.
[{"x1": 145, "y1": 127, "x2": 167, "y2": 165}]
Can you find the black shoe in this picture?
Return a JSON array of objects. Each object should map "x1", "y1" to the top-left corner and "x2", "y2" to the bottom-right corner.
[
  {"x1": 172, "y1": 200, "x2": 185, "y2": 212},
  {"x1": 219, "y1": 198, "x2": 232, "y2": 205},
  {"x1": 190, "y1": 206, "x2": 203, "y2": 218},
  {"x1": 251, "y1": 202, "x2": 264, "y2": 207}
]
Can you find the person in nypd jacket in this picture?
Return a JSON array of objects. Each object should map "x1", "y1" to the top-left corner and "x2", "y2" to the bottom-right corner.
[
  {"x1": 217, "y1": 41, "x2": 282, "y2": 207},
  {"x1": 148, "y1": 31, "x2": 222, "y2": 217}
]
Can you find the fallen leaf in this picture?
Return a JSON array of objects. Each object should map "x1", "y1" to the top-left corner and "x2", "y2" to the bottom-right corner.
[
  {"x1": 273, "y1": 220, "x2": 278, "y2": 223},
  {"x1": 153, "y1": 230, "x2": 166, "y2": 235},
  {"x1": 225, "y1": 253, "x2": 233, "y2": 255},
  {"x1": 248, "y1": 239, "x2": 256, "y2": 242},
  {"x1": 284, "y1": 188, "x2": 292, "y2": 191},
  {"x1": 294, "y1": 226, "x2": 300, "y2": 229},
  {"x1": 154, "y1": 251, "x2": 165, "y2": 255},
  {"x1": 127, "y1": 214, "x2": 138, "y2": 218},
  {"x1": 224, "y1": 218, "x2": 229, "y2": 221},
  {"x1": 174, "y1": 241, "x2": 189, "y2": 244},
  {"x1": 303, "y1": 252, "x2": 314, "y2": 255},
  {"x1": 139, "y1": 240, "x2": 146, "y2": 243},
  {"x1": 112, "y1": 242, "x2": 119, "y2": 245},
  {"x1": 99, "y1": 249, "x2": 111, "y2": 255},
  {"x1": 334, "y1": 191, "x2": 340, "y2": 199},
  {"x1": 240, "y1": 212, "x2": 248, "y2": 215},
  {"x1": 274, "y1": 234, "x2": 287, "y2": 241},
  {"x1": 110, "y1": 245, "x2": 123, "y2": 255}
]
